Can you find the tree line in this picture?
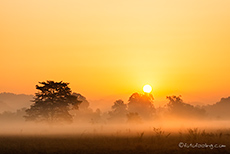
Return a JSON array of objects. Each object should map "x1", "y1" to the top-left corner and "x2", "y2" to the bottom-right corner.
[{"x1": 23, "y1": 80, "x2": 216, "y2": 124}]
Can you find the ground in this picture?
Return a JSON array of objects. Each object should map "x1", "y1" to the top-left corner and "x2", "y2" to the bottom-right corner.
[{"x1": 0, "y1": 129, "x2": 229, "y2": 154}]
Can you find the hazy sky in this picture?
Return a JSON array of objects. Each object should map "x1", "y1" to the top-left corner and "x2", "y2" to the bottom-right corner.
[{"x1": 1, "y1": 0, "x2": 230, "y2": 107}]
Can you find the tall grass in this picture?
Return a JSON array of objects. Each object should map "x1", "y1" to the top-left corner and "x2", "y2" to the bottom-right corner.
[{"x1": 0, "y1": 128, "x2": 229, "y2": 154}]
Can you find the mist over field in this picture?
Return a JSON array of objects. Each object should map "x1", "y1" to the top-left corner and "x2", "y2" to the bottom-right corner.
[
  {"x1": 1, "y1": 92, "x2": 230, "y2": 136},
  {"x1": 1, "y1": 92, "x2": 230, "y2": 154}
]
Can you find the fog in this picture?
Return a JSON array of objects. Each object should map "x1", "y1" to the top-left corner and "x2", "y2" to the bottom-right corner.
[{"x1": 1, "y1": 92, "x2": 230, "y2": 136}]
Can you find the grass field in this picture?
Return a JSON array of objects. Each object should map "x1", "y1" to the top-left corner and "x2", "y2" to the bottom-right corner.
[{"x1": 0, "y1": 128, "x2": 229, "y2": 154}]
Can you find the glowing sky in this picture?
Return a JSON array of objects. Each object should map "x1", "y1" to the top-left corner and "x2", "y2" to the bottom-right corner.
[{"x1": 1, "y1": 0, "x2": 230, "y2": 107}]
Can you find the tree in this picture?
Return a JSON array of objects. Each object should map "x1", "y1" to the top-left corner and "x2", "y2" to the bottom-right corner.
[
  {"x1": 108, "y1": 99, "x2": 128, "y2": 122},
  {"x1": 24, "y1": 81, "x2": 81, "y2": 124},
  {"x1": 70, "y1": 93, "x2": 96, "y2": 123},
  {"x1": 203, "y1": 96, "x2": 230, "y2": 119},
  {"x1": 72, "y1": 92, "x2": 90, "y2": 110},
  {"x1": 166, "y1": 95, "x2": 205, "y2": 119},
  {"x1": 128, "y1": 93, "x2": 155, "y2": 120}
]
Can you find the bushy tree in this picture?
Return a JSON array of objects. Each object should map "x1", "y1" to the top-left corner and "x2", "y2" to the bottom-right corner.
[
  {"x1": 25, "y1": 81, "x2": 81, "y2": 124},
  {"x1": 108, "y1": 99, "x2": 128, "y2": 122},
  {"x1": 71, "y1": 93, "x2": 100, "y2": 123},
  {"x1": 128, "y1": 93, "x2": 155, "y2": 120},
  {"x1": 72, "y1": 92, "x2": 90, "y2": 110},
  {"x1": 204, "y1": 96, "x2": 230, "y2": 119},
  {"x1": 166, "y1": 95, "x2": 205, "y2": 119}
]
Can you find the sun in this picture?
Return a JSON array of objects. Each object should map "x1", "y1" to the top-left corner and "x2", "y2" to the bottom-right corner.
[{"x1": 143, "y1": 84, "x2": 152, "y2": 93}]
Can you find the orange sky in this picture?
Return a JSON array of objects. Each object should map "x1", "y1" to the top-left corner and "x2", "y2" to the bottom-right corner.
[{"x1": 1, "y1": 0, "x2": 230, "y2": 109}]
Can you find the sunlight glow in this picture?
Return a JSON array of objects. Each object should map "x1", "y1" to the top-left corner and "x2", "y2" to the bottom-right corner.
[{"x1": 143, "y1": 85, "x2": 152, "y2": 93}]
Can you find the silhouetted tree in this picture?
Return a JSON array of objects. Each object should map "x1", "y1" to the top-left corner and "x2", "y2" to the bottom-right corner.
[
  {"x1": 73, "y1": 92, "x2": 90, "y2": 110},
  {"x1": 204, "y1": 96, "x2": 230, "y2": 119},
  {"x1": 166, "y1": 95, "x2": 205, "y2": 119},
  {"x1": 25, "y1": 81, "x2": 81, "y2": 124},
  {"x1": 108, "y1": 99, "x2": 128, "y2": 122},
  {"x1": 128, "y1": 93, "x2": 155, "y2": 120},
  {"x1": 71, "y1": 93, "x2": 100, "y2": 123}
]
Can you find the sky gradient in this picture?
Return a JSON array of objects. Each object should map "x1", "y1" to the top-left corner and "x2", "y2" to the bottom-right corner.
[{"x1": 1, "y1": 0, "x2": 230, "y2": 108}]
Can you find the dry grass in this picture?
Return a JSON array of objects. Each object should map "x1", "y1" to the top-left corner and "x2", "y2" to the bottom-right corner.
[{"x1": 0, "y1": 128, "x2": 230, "y2": 154}]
